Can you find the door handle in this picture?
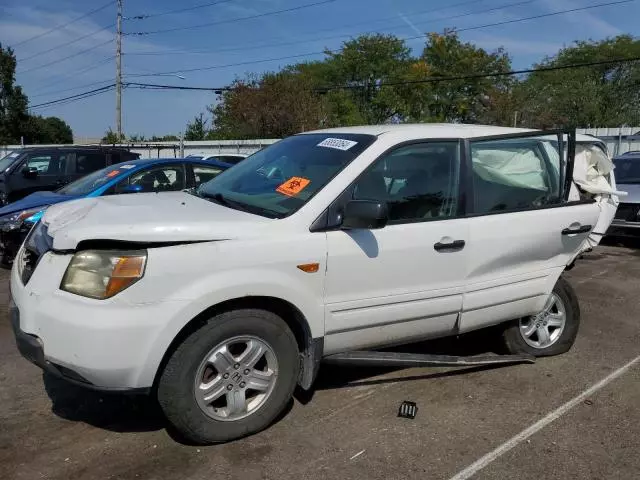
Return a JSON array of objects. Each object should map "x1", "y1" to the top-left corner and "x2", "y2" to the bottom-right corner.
[
  {"x1": 561, "y1": 225, "x2": 592, "y2": 235},
  {"x1": 434, "y1": 239, "x2": 466, "y2": 252}
]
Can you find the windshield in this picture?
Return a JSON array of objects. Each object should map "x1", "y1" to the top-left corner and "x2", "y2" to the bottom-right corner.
[
  {"x1": 0, "y1": 151, "x2": 22, "y2": 172},
  {"x1": 613, "y1": 157, "x2": 640, "y2": 184},
  {"x1": 196, "y1": 133, "x2": 376, "y2": 218},
  {"x1": 58, "y1": 163, "x2": 130, "y2": 195}
]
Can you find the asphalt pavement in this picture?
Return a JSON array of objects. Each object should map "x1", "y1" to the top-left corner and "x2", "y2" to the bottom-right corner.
[{"x1": 0, "y1": 242, "x2": 638, "y2": 480}]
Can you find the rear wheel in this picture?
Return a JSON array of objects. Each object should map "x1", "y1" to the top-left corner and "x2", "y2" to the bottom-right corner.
[
  {"x1": 501, "y1": 276, "x2": 580, "y2": 357},
  {"x1": 157, "y1": 309, "x2": 300, "y2": 444}
]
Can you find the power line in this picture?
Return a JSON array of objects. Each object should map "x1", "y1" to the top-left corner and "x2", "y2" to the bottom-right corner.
[
  {"x1": 30, "y1": 84, "x2": 116, "y2": 109},
  {"x1": 31, "y1": 55, "x2": 640, "y2": 111},
  {"x1": 30, "y1": 77, "x2": 115, "y2": 99},
  {"x1": 126, "y1": 0, "x2": 234, "y2": 19},
  {"x1": 28, "y1": 57, "x2": 115, "y2": 96},
  {"x1": 126, "y1": 0, "x2": 337, "y2": 36},
  {"x1": 128, "y1": 0, "x2": 635, "y2": 77},
  {"x1": 454, "y1": 0, "x2": 637, "y2": 34},
  {"x1": 10, "y1": 1, "x2": 114, "y2": 48},
  {"x1": 17, "y1": 39, "x2": 114, "y2": 75},
  {"x1": 125, "y1": 0, "x2": 537, "y2": 57},
  {"x1": 124, "y1": 56, "x2": 640, "y2": 94},
  {"x1": 126, "y1": 52, "x2": 326, "y2": 76},
  {"x1": 18, "y1": 23, "x2": 115, "y2": 63}
]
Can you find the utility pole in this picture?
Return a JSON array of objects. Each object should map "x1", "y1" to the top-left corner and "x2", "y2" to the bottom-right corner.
[{"x1": 116, "y1": 0, "x2": 123, "y2": 140}]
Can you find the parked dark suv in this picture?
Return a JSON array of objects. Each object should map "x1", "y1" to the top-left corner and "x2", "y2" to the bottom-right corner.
[{"x1": 0, "y1": 146, "x2": 140, "y2": 206}]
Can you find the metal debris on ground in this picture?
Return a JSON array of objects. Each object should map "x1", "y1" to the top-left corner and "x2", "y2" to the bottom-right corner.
[{"x1": 398, "y1": 401, "x2": 418, "y2": 419}]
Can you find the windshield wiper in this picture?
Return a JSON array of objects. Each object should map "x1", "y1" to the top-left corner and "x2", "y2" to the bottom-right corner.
[{"x1": 200, "y1": 191, "x2": 283, "y2": 219}]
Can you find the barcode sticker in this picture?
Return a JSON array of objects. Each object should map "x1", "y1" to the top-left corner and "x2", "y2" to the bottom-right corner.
[{"x1": 317, "y1": 138, "x2": 358, "y2": 151}]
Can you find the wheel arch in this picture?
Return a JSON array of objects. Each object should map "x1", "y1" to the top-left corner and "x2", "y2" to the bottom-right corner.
[{"x1": 152, "y1": 296, "x2": 323, "y2": 391}]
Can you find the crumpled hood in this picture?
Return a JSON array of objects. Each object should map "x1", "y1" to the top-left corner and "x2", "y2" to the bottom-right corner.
[{"x1": 42, "y1": 191, "x2": 273, "y2": 250}]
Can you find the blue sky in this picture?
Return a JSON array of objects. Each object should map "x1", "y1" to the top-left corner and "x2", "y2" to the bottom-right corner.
[{"x1": 1, "y1": 0, "x2": 638, "y2": 138}]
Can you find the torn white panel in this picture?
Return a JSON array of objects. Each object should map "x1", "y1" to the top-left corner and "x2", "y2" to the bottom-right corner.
[{"x1": 572, "y1": 144, "x2": 627, "y2": 253}]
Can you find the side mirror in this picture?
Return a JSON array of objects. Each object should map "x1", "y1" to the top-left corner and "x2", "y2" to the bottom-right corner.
[
  {"x1": 22, "y1": 166, "x2": 38, "y2": 179},
  {"x1": 341, "y1": 200, "x2": 388, "y2": 230},
  {"x1": 120, "y1": 184, "x2": 143, "y2": 194}
]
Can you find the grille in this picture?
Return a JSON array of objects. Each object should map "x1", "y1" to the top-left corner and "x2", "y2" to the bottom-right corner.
[{"x1": 614, "y1": 203, "x2": 640, "y2": 221}]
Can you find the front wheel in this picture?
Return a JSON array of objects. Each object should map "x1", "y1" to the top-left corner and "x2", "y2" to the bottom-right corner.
[
  {"x1": 157, "y1": 309, "x2": 300, "y2": 444},
  {"x1": 501, "y1": 276, "x2": 580, "y2": 357}
]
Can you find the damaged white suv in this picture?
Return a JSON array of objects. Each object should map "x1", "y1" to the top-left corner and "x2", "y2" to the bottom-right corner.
[{"x1": 10, "y1": 125, "x2": 619, "y2": 444}]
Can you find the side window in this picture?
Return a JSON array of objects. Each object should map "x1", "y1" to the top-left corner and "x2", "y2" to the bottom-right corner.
[
  {"x1": 470, "y1": 136, "x2": 560, "y2": 214},
  {"x1": 24, "y1": 153, "x2": 67, "y2": 175},
  {"x1": 221, "y1": 156, "x2": 243, "y2": 165},
  {"x1": 352, "y1": 142, "x2": 460, "y2": 223},
  {"x1": 118, "y1": 165, "x2": 186, "y2": 193},
  {"x1": 193, "y1": 165, "x2": 224, "y2": 187},
  {"x1": 76, "y1": 153, "x2": 108, "y2": 174}
]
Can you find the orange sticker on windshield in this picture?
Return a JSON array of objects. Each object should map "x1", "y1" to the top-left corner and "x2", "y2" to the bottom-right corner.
[
  {"x1": 276, "y1": 177, "x2": 311, "y2": 197},
  {"x1": 106, "y1": 170, "x2": 120, "y2": 178}
]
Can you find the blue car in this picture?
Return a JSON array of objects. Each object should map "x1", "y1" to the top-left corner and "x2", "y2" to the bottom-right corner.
[{"x1": 0, "y1": 157, "x2": 232, "y2": 266}]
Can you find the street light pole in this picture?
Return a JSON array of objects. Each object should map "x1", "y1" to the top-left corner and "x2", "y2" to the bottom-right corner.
[{"x1": 116, "y1": 0, "x2": 123, "y2": 140}]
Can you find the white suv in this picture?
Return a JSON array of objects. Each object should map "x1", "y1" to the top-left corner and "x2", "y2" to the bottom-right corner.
[{"x1": 10, "y1": 125, "x2": 618, "y2": 444}]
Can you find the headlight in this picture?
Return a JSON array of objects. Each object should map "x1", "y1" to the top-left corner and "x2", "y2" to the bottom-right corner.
[
  {"x1": 4, "y1": 206, "x2": 48, "y2": 230},
  {"x1": 61, "y1": 250, "x2": 147, "y2": 299}
]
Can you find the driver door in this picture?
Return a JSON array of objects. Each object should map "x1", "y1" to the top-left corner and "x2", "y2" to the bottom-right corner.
[{"x1": 323, "y1": 141, "x2": 469, "y2": 354}]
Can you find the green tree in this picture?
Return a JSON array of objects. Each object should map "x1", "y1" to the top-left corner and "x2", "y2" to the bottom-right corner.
[
  {"x1": 518, "y1": 35, "x2": 640, "y2": 128},
  {"x1": 150, "y1": 134, "x2": 179, "y2": 141},
  {"x1": 101, "y1": 127, "x2": 125, "y2": 144},
  {"x1": 24, "y1": 116, "x2": 73, "y2": 144},
  {"x1": 0, "y1": 44, "x2": 29, "y2": 144},
  {"x1": 185, "y1": 113, "x2": 207, "y2": 140},
  {"x1": 419, "y1": 32, "x2": 513, "y2": 123}
]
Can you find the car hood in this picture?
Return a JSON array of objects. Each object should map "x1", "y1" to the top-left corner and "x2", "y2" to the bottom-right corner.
[
  {"x1": 0, "y1": 191, "x2": 77, "y2": 217},
  {"x1": 42, "y1": 192, "x2": 274, "y2": 251},
  {"x1": 616, "y1": 183, "x2": 640, "y2": 203}
]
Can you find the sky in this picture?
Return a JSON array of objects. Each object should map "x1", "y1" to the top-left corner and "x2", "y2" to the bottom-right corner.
[{"x1": 1, "y1": 0, "x2": 638, "y2": 139}]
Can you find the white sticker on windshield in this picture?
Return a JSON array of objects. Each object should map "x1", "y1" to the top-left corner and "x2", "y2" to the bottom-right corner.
[
  {"x1": 120, "y1": 164, "x2": 135, "y2": 169},
  {"x1": 317, "y1": 138, "x2": 358, "y2": 151}
]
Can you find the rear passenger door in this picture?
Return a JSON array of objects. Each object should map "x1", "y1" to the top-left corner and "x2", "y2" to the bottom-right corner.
[{"x1": 459, "y1": 132, "x2": 600, "y2": 333}]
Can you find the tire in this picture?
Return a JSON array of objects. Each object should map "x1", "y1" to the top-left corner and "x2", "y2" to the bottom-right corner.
[
  {"x1": 157, "y1": 309, "x2": 300, "y2": 444},
  {"x1": 501, "y1": 276, "x2": 580, "y2": 357}
]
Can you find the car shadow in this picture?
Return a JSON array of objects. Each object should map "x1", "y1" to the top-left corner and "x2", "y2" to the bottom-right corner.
[
  {"x1": 43, "y1": 373, "x2": 166, "y2": 433},
  {"x1": 44, "y1": 328, "x2": 508, "y2": 439}
]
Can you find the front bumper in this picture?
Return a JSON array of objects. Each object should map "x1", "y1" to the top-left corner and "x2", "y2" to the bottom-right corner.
[
  {"x1": 9, "y1": 299, "x2": 149, "y2": 394},
  {"x1": 10, "y1": 248, "x2": 189, "y2": 391},
  {"x1": 0, "y1": 224, "x2": 29, "y2": 267}
]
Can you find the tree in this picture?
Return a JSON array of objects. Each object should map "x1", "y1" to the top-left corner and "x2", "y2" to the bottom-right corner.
[
  {"x1": 0, "y1": 44, "x2": 29, "y2": 144},
  {"x1": 209, "y1": 72, "x2": 326, "y2": 138},
  {"x1": 25, "y1": 116, "x2": 73, "y2": 144},
  {"x1": 185, "y1": 113, "x2": 207, "y2": 140},
  {"x1": 150, "y1": 134, "x2": 179, "y2": 141},
  {"x1": 419, "y1": 32, "x2": 513, "y2": 123},
  {"x1": 517, "y1": 35, "x2": 640, "y2": 128},
  {"x1": 101, "y1": 127, "x2": 125, "y2": 144}
]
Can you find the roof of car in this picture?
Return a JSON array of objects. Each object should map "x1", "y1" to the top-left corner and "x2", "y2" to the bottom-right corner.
[
  {"x1": 16, "y1": 145, "x2": 135, "y2": 152},
  {"x1": 303, "y1": 123, "x2": 604, "y2": 143},
  {"x1": 111, "y1": 157, "x2": 231, "y2": 168}
]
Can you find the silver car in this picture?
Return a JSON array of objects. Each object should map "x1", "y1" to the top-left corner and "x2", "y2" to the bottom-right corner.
[{"x1": 608, "y1": 152, "x2": 640, "y2": 235}]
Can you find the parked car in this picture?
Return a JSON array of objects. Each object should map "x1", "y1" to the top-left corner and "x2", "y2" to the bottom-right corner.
[
  {"x1": 0, "y1": 146, "x2": 140, "y2": 207},
  {"x1": 9, "y1": 125, "x2": 618, "y2": 444},
  {"x1": 606, "y1": 152, "x2": 640, "y2": 236},
  {"x1": 0, "y1": 157, "x2": 231, "y2": 266},
  {"x1": 186, "y1": 153, "x2": 247, "y2": 165}
]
